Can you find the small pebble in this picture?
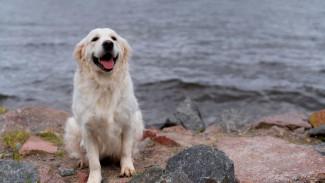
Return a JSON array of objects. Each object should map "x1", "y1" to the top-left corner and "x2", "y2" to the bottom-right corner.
[{"x1": 59, "y1": 167, "x2": 75, "y2": 177}]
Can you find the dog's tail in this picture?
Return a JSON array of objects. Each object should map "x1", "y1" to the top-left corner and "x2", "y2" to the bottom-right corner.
[{"x1": 64, "y1": 117, "x2": 83, "y2": 159}]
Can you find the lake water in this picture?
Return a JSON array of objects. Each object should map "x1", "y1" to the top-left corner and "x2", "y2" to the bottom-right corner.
[{"x1": 1, "y1": 0, "x2": 325, "y2": 129}]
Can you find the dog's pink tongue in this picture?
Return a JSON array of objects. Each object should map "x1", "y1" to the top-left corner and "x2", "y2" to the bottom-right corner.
[{"x1": 101, "y1": 59, "x2": 114, "y2": 69}]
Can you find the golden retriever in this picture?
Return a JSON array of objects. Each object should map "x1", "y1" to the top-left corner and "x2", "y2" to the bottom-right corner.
[{"x1": 64, "y1": 28, "x2": 144, "y2": 183}]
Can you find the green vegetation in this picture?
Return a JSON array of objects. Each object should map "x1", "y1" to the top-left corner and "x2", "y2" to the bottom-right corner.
[
  {"x1": 2, "y1": 130, "x2": 30, "y2": 149},
  {"x1": 2, "y1": 130, "x2": 30, "y2": 162},
  {"x1": 48, "y1": 165, "x2": 55, "y2": 174},
  {"x1": 0, "y1": 106, "x2": 8, "y2": 116},
  {"x1": 39, "y1": 130, "x2": 63, "y2": 146},
  {"x1": 55, "y1": 151, "x2": 64, "y2": 157}
]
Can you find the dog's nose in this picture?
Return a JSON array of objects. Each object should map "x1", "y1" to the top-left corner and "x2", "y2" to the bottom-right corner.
[{"x1": 102, "y1": 40, "x2": 114, "y2": 51}]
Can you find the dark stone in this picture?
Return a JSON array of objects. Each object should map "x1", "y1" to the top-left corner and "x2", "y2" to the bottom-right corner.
[
  {"x1": 128, "y1": 166, "x2": 164, "y2": 183},
  {"x1": 158, "y1": 170, "x2": 192, "y2": 183},
  {"x1": 165, "y1": 145, "x2": 235, "y2": 183},
  {"x1": 314, "y1": 142, "x2": 325, "y2": 156},
  {"x1": 101, "y1": 178, "x2": 108, "y2": 183},
  {"x1": 163, "y1": 98, "x2": 205, "y2": 133},
  {"x1": 58, "y1": 167, "x2": 75, "y2": 177},
  {"x1": 0, "y1": 160, "x2": 39, "y2": 183},
  {"x1": 307, "y1": 124, "x2": 325, "y2": 136}
]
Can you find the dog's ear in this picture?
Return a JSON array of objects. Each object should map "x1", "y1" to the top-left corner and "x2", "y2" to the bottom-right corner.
[
  {"x1": 73, "y1": 38, "x2": 87, "y2": 69},
  {"x1": 120, "y1": 37, "x2": 132, "y2": 67}
]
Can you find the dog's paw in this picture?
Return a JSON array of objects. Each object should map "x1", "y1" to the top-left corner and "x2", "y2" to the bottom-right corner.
[
  {"x1": 87, "y1": 170, "x2": 102, "y2": 183},
  {"x1": 120, "y1": 165, "x2": 135, "y2": 177}
]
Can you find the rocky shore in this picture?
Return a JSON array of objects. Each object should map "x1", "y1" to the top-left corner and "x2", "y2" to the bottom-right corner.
[{"x1": 0, "y1": 99, "x2": 325, "y2": 183}]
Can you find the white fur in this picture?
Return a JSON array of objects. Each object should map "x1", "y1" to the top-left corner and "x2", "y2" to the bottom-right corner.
[{"x1": 64, "y1": 28, "x2": 144, "y2": 183}]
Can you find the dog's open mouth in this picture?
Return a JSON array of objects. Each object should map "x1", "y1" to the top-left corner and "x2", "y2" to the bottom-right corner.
[{"x1": 92, "y1": 53, "x2": 118, "y2": 72}]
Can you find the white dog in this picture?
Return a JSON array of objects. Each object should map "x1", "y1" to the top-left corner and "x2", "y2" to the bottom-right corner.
[{"x1": 64, "y1": 28, "x2": 144, "y2": 183}]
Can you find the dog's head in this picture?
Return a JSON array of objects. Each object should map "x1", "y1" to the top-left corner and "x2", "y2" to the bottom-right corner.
[{"x1": 74, "y1": 28, "x2": 131, "y2": 76}]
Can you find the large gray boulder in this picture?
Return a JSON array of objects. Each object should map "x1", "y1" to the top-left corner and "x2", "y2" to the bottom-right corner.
[
  {"x1": 129, "y1": 145, "x2": 235, "y2": 183},
  {"x1": 165, "y1": 144, "x2": 235, "y2": 183},
  {"x1": 307, "y1": 124, "x2": 325, "y2": 136},
  {"x1": 0, "y1": 160, "x2": 39, "y2": 183},
  {"x1": 164, "y1": 98, "x2": 205, "y2": 133}
]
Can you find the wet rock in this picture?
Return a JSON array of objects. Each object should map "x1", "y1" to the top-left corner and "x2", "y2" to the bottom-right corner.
[
  {"x1": 308, "y1": 109, "x2": 325, "y2": 128},
  {"x1": 217, "y1": 108, "x2": 253, "y2": 131},
  {"x1": 0, "y1": 160, "x2": 39, "y2": 183},
  {"x1": 77, "y1": 171, "x2": 89, "y2": 183},
  {"x1": 165, "y1": 144, "x2": 235, "y2": 183},
  {"x1": 163, "y1": 98, "x2": 205, "y2": 133},
  {"x1": 38, "y1": 165, "x2": 64, "y2": 183},
  {"x1": 253, "y1": 113, "x2": 311, "y2": 130},
  {"x1": 307, "y1": 124, "x2": 325, "y2": 136},
  {"x1": 0, "y1": 106, "x2": 71, "y2": 135},
  {"x1": 217, "y1": 136, "x2": 325, "y2": 182},
  {"x1": 58, "y1": 167, "x2": 75, "y2": 177},
  {"x1": 19, "y1": 135, "x2": 58, "y2": 154},
  {"x1": 129, "y1": 166, "x2": 164, "y2": 183},
  {"x1": 142, "y1": 129, "x2": 180, "y2": 147},
  {"x1": 314, "y1": 142, "x2": 325, "y2": 156}
]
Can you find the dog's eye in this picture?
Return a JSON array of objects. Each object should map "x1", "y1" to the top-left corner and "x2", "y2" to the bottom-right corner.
[
  {"x1": 91, "y1": 37, "x2": 99, "y2": 42},
  {"x1": 111, "y1": 36, "x2": 117, "y2": 41}
]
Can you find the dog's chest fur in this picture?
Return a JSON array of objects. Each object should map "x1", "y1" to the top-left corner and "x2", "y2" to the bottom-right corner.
[{"x1": 72, "y1": 72, "x2": 130, "y2": 157}]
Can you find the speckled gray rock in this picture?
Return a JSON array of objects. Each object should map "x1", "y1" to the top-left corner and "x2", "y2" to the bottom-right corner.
[
  {"x1": 166, "y1": 145, "x2": 235, "y2": 183},
  {"x1": 158, "y1": 170, "x2": 192, "y2": 183},
  {"x1": 314, "y1": 142, "x2": 325, "y2": 156},
  {"x1": 307, "y1": 124, "x2": 325, "y2": 136},
  {"x1": 164, "y1": 98, "x2": 205, "y2": 133},
  {"x1": 128, "y1": 166, "x2": 164, "y2": 183},
  {"x1": 0, "y1": 160, "x2": 39, "y2": 183},
  {"x1": 58, "y1": 167, "x2": 75, "y2": 177},
  {"x1": 129, "y1": 167, "x2": 191, "y2": 183}
]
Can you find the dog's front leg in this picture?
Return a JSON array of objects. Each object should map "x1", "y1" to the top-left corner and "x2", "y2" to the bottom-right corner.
[
  {"x1": 120, "y1": 125, "x2": 135, "y2": 177},
  {"x1": 83, "y1": 134, "x2": 102, "y2": 183}
]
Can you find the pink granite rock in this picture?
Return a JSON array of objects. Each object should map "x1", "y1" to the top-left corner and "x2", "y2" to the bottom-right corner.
[
  {"x1": 142, "y1": 129, "x2": 180, "y2": 147},
  {"x1": 19, "y1": 135, "x2": 58, "y2": 154},
  {"x1": 253, "y1": 113, "x2": 311, "y2": 130},
  {"x1": 203, "y1": 124, "x2": 223, "y2": 134},
  {"x1": 216, "y1": 136, "x2": 325, "y2": 182},
  {"x1": 77, "y1": 171, "x2": 88, "y2": 183},
  {"x1": 0, "y1": 106, "x2": 71, "y2": 135},
  {"x1": 38, "y1": 165, "x2": 64, "y2": 183}
]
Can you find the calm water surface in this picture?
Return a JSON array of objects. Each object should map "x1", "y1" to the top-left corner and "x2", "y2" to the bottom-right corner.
[{"x1": 1, "y1": 0, "x2": 325, "y2": 128}]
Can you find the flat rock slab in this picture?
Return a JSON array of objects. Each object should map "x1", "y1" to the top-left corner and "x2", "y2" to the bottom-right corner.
[
  {"x1": 0, "y1": 160, "x2": 39, "y2": 183},
  {"x1": 216, "y1": 136, "x2": 325, "y2": 183},
  {"x1": 142, "y1": 129, "x2": 180, "y2": 147},
  {"x1": 0, "y1": 106, "x2": 71, "y2": 135},
  {"x1": 253, "y1": 113, "x2": 311, "y2": 130},
  {"x1": 19, "y1": 135, "x2": 58, "y2": 154}
]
